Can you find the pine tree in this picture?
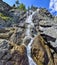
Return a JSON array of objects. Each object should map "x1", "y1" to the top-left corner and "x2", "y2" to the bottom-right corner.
[
  {"x1": 13, "y1": 4, "x2": 15, "y2": 8},
  {"x1": 19, "y1": 3, "x2": 26, "y2": 11},
  {"x1": 16, "y1": 0, "x2": 19, "y2": 7}
]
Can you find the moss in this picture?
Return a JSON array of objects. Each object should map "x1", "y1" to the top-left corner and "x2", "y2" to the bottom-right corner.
[{"x1": 0, "y1": 13, "x2": 12, "y2": 21}]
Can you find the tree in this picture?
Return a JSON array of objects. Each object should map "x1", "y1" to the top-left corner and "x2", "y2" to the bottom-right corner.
[
  {"x1": 31, "y1": 5, "x2": 37, "y2": 11},
  {"x1": 19, "y1": 3, "x2": 26, "y2": 11},
  {"x1": 28, "y1": 6, "x2": 30, "y2": 11},
  {"x1": 13, "y1": 4, "x2": 15, "y2": 8},
  {"x1": 16, "y1": 0, "x2": 19, "y2": 7}
]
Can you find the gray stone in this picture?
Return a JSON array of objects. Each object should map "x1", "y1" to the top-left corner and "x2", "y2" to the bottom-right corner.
[
  {"x1": 6, "y1": 61, "x2": 13, "y2": 65},
  {"x1": 0, "y1": 61, "x2": 3, "y2": 65},
  {"x1": 0, "y1": 0, "x2": 11, "y2": 11},
  {"x1": 10, "y1": 28, "x2": 25, "y2": 45},
  {"x1": 0, "y1": 39, "x2": 10, "y2": 50},
  {"x1": 0, "y1": 51, "x2": 5, "y2": 59},
  {"x1": 23, "y1": 37, "x2": 31, "y2": 46},
  {"x1": 3, "y1": 53, "x2": 12, "y2": 60}
]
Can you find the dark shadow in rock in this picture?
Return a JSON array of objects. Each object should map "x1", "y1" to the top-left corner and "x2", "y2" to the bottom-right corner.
[
  {"x1": 43, "y1": 52, "x2": 49, "y2": 65},
  {"x1": 41, "y1": 34, "x2": 57, "y2": 53},
  {"x1": 47, "y1": 42, "x2": 57, "y2": 53},
  {"x1": 41, "y1": 34, "x2": 56, "y2": 42}
]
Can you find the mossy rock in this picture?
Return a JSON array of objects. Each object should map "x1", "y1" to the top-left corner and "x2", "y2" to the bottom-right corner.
[{"x1": 0, "y1": 13, "x2": 12, "y2": 21}]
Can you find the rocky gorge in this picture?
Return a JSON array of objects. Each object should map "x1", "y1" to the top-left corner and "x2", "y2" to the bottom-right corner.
[{"x1": 0, "y1": 0, "x2": 57, "y2": 65}]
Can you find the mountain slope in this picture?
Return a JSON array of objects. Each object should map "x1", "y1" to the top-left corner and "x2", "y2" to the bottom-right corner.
[{"x1": 0, "y1": 0, "x2": 11, "y2": 12}]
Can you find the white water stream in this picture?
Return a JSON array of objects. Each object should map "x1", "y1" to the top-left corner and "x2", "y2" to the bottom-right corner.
[{"x1": 25, "y1": 11, "x2": 37, "y2": 65}]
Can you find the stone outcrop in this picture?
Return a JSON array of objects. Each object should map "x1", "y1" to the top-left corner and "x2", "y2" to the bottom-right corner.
[
  {"x1": 0, "y1": 26, "x2": 29, "y2": 65},
  {"x1": 0, "y1": 1, "x2": 57, "y2": 64},
  {"x1": 0, "y1": 39, "x2": 29, "y2": 65},
  {"x1": 32, "y1": 8, "x2": 57, "y2": 51},
  {"x1": 0, "y1": 0, "x2": 11, "y2": 12},
  {"x1": 31, "y1": 35, "x2": 57, "y2": 65},
  {"x1": 31, "y1": 8, "x2": 57, "y2": 65},
  {"x1": 10, "y1": 28, "x2": 25, "y2": 45}
]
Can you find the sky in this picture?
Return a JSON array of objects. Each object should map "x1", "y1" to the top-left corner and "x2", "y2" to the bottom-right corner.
[
  {"x1": 49, "y1": 0, "x2": 57, "y2": 15},
  {"x1": 3, "y1": 0, "x2": 50, "y2": 9},
  {"x1": 49, "y1": 0, "x2": 57, "y2": 11},
  {"x1": 3, "y1": 0, "x2": 57, "y2": 15}
]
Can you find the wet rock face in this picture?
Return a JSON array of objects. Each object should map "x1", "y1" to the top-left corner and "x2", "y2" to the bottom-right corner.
[
  {"x1": 31, "y1": 35, "x2": 57, "y2": 65},
  {"x1": 0, "y1": 4, "x2": 57, "y2": 65},
  {"x1": 31, "y1": 35, "x2": 49, "y2": 65}
]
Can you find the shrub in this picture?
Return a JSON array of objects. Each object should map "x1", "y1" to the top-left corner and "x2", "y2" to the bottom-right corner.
[{"x1": 18, "y1": 3, "x2": 26, "y2": 11}]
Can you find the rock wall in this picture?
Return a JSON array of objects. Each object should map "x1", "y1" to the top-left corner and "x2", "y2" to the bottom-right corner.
[
  {"x1": 0, "y1": 0, "x2": 11, "y2": 12},
  {"x1": 0, "y1": 27, "x2": 29, "y2": 65},
  {"x1": 31, "y1": 35, "x2": 57, "y2": 65}
]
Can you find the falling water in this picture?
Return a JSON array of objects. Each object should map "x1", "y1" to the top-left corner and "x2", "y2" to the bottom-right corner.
[
  {"x1": 27, "y1": 37, "x2": 36, "y2": 65},
  {"x1": 25, "y1": 11, "x2": 37, "y2": 65}
]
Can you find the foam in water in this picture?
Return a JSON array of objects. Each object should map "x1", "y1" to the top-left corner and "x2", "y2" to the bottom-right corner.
[
  {"x1": 25, "y1": 14, "x2": 34, "y2": 36},
  {"x1": 25, "y1": 11, "x2": 37, "y2": 65},
  {"x1": 27, "y1": 38, "x2": 36, "y2": 65}
]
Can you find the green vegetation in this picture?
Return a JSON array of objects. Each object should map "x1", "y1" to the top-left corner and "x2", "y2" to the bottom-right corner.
[
  {"x1": 19, "y1": 3, "x2": 26, "y2": 10},
  {"x1": 15, "y1": 0, "x2": 19, "y2": 7},
  {"x1": 31, "y1": 5, "x2": 37, "y2": 11},
  {"x1": 13, "y1": 3, "x2": 26, "y2": 12},
  {"x1": 13, "y1": 0, "x2": 26, "y2": 11},
  {"x1": 17, "y1": 3, "x2": 26, "y2": 11},
  {"x1": 0, "y1": 13, "x2": 12, "y2": 21}
]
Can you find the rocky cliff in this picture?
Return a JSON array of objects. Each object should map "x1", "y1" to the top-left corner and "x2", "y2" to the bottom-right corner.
[
  {"x1": 0, "y1": 0, "x2": 57, "y2": 65},
  {"x1": 0, "y1": 0, "x2": 11, "y2": 12}
]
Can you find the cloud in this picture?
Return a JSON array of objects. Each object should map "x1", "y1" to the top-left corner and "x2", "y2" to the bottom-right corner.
[
  {"x1": 49, "y1": 0, "x2": 57, "y2": 12},
  {"x1": 54, "y1": 2, "x2": 57, "y2": 11}
]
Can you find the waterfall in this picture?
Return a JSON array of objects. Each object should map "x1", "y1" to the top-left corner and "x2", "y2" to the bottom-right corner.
[
  {"x1": 27, "y1": 38, "x2": 36, "y2": 65},
  {"x1": 24, "y1": 11, "x2": 37, "y2": 65}
]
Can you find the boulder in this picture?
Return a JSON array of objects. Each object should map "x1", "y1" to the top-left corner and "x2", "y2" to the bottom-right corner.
[{"x1": 23, "y1": 36, "x2": 31, "y2": 46}]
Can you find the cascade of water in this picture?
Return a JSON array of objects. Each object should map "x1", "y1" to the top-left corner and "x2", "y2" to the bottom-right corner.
[
  {"x1": 27, "y1": 38, "x2": 36, "y2": 65},
  {"x1": 25, "y1": 11, "x2": 37, "y2": 65}
]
